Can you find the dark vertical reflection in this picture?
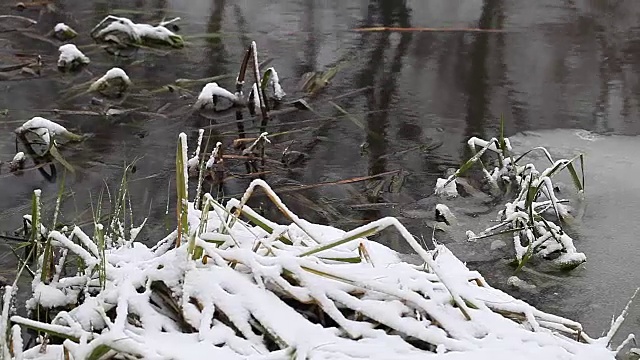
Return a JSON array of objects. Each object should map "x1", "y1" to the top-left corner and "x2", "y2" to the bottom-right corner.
[
  {"x1": 206, "y1": 0, "x2": 228, "y2": 76},
  {"x1": 154, "y1": 0, "x2": 168, "y2": 19},
  {"x1": 92, "y1": 1, "x2": 110, "y2": 33},
  {"x1": 462, "y1": 0, "x2": 504, "y2": 141},
  {"x1": 454, "y1": 0, "x2": 504, "y2": 165},
  {"x1": 357, "y1": 0, "x2": 412, "y2": 227},
  {"x1": 205, "y1": 0, "x2": 233, "y2": 195},
  {"x1": 132, "y1": 0, "x2": 146, "y2": 23},
  {"x1": 232, "y1": 5, "x2": 251, "y2": 50},
  {"x1": 296, "y1": 0, "x2": 318, "y2": 77}
]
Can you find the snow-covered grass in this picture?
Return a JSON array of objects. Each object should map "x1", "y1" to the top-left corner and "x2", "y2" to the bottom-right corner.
[
  {"x1": 13, "y1": 117, "x2": 83, "y2": 172},
  {"x1": 89, "y1": 67, "x2": 132, "y2": 96},
  {"x1": 52, "y1": 23, "x2": 77, "y2": 41},
  {"x1": 15, "y1": 117, "x2": 75, "y2": 139},
  {"x1": 262, "y1": 67, "x2": 286, "y2": 101},
  {"x1": 57, "y1": 44, "x2": 89, "y2": 71},
  {"x1": 194, "y1": 82, "x2": 240, "y2": 110},
  {"x1": 90, "y1": 15, "x2": 184, "y2": 48},
  {"x1": 435, "y1": 131, "x2": 587, "y2": 271},
  {"x1": 0, "y1": 132, "x2": 632, "y2": 360}
]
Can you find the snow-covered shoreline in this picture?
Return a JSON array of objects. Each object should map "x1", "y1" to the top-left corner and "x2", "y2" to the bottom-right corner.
[{"x1": 0, "y1": 170, "x2": 626, "y2": 359}]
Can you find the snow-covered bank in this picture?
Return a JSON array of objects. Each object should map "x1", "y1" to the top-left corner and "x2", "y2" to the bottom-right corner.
[
  {"x1": 1, "y1": 176, "x2": 627, "y2": 359},
  {"x1": 0, "y1": 131, "x2": 634, "y2": 359}
]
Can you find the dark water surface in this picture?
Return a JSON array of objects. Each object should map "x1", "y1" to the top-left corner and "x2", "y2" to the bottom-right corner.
[{"x1": 0, "y1": 0, "x2": 639, "y2": 341}]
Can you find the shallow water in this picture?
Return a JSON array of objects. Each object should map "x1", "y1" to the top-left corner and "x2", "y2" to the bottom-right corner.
[{"x1": 0, "y1": 0, "x2": 639, "y2": 342}]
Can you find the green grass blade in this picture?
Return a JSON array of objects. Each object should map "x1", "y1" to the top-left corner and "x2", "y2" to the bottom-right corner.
[
  {"x1": 260, "y1": 68, "x2": 273, "y2": 96},
  {"x1": 237, "y1": 209, "x2": 292, "y2": 245},
  {"x1": 300, "y1": 265, "x2": 355, "y2": 285},
  {"x1": 48, "y1": 144, "x2": 75, "y2": 174},
  {"x1": 514, "y1": 147, "x2": 554, "y2": 165},
  {"x1": 329, "y1": 101, "x2": 365, "y2": 130},
  {"x1": 499, "y1": 114, "x2": 506, "y2": 167},
  {"x1": 30, "y1": 190, "x2": 42, "y2": 261},
  {"x1": 565, "y1": 154, "x2": 585, "y2": 192},
  {"x1": 447, "y1": 139, "x2": 498, "y2": 187},
  {"x1": 580, "y1": 154, "x2": 585, "y2": 190},
  {"x1": 299, "y1": 227, "x2": 379, "y2": 257},
  {"x1": 515, "y1": 246, "x2": 533, "y2": 273},
  {"x1": 176, "y1": 133, "x2": 189, "y2": 249},
  {"x1": 566, "y1": 163, "x2": 582, "y2": 192},
  {"x1": 87, "y1": 344, "x2": 114, "y2": 360},
  {"x1": 95, "y1": 224, "x2": 106, "y2": 290},
  {"x1": 318, "y1": 256, "x2": 362, "y2": 263}
]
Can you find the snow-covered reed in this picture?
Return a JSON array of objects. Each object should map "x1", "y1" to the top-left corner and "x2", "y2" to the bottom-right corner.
[
  {"x1": 57, "y1": 44, "x2": 89, "y2": 71},
  {"x1": 90, "y1": 15, "x2": 184, "y2": 48},
  {"x1": 435, "y1": 131, "x2": 586, "y2": 270}
]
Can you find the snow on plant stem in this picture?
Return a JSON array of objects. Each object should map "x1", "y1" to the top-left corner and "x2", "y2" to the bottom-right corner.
[
  {"x1": 176, "y1": 133, "x2": 189, "y2": 248},
  {"x1": 89, "y1": 67, "x2": 132, "y2": 93},
  {"x1": 263, "y1": 67, "x2": 286, "y2": 101},
  {"x1": 249, "y1": 82, "x2": 261, "y2": 114},
  {"x1": 16, "y1": 117, "x2": 72, "y2": 138},
  {"x1": 194, "y1": 82, "x2": 239, "y2": 109},
  {"x1": 0, "y1": 286, "x2": 13, "y2": 359},
  {"x1": 187, "y1": 129, "x2": 204, "y2": 171},
  {"x1": 54, "y1": 23, "x2": 72, "y2": 33},
  {"x1": 91, "y1": 15, "x2": 184, "y2": 47},
  {"x1": 250, "y1": 41, "x2": 268, "y2": 118},
  {"x1": 53, "y1": 23, "x2": 77, "y2": 40},
  {"x1": 205, "y1": 142, "x2": 222, "y2": 169},
  {"x1": 12, "y1": 152, "x2": 24, "y2": 162}
]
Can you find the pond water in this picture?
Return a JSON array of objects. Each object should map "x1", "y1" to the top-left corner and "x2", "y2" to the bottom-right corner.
[{"x1": 0, "y1": 0, "x2": 639, "y2": 343}]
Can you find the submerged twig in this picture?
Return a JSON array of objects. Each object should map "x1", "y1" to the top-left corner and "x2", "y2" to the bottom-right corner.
[{"x1": 353, "y1": 26, "x2": 507, "y2": 33}]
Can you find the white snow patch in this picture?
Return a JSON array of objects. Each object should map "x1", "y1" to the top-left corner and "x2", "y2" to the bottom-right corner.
[
  {"x1": 91, "y1": 67, "x2": 131, "y2": 90},
  {"x1": 27, "y1": 282, "x2": 78, "y2": 310},
  {"x1": 16, "y1": 117, "x2": 70, "y2": 137},
  {"x1": 94, "y1": 16, "x2": 181, "y2": 44},
  {"x1": 12, "y1": 152, "x2": 25, "y2": 163},
  {"x1": 194, "y1": 82, "x2": 239, "y2": 109},
  {"x1": 435, "y1": 177, "x2": 458, "y2": 197},
  {"x1": 265, "y1": 67, "x2": 286, "y2": 100},
  {"x1": 205, "y1": 142, "x2": 222, "y2": 169},
  {"x1": 54, "y1": 23, "x2": 72, "y2": 33},
  {"x1": 436, "y1": 203, "x2": 457, "y2": 225},
  {"x1": 57, "y1": 44, "x2": 89, "y2": 68}
]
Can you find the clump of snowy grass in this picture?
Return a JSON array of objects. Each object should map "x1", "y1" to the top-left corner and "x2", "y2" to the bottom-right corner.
[
  {"x1": 57, "y1": 44, "x2": 89, "y2": 71},
  {"x1": 8, "y1": 152, "x2": 25, "y2": 172},
  {"x1": 89, "y1": 67, "x2": 132, "y2": 96},
  {"x1": 262, "y1": 67, "x2": 286, "y2": 101},
  {"x1": 90, "y1": 15, "x2": 184, "y2": 48},
  {"x1": 193, "y1": 82, "x2": 240, "y2": 110},
  {"x1": 435, "y1": 120, "x2": 586, "y2": 271},
  {"x1": 1, "y1": 132, "x2": 630, "y2": 360},
  {"x1": 15, "y1": 117, "x2": 81, "y2": 141},
  {"x1": 14, "y1": 117, "x2": 83, "y2": 173},
  {"x1": 52, "y1": 23, "x2": 77, "y2": 41}
]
